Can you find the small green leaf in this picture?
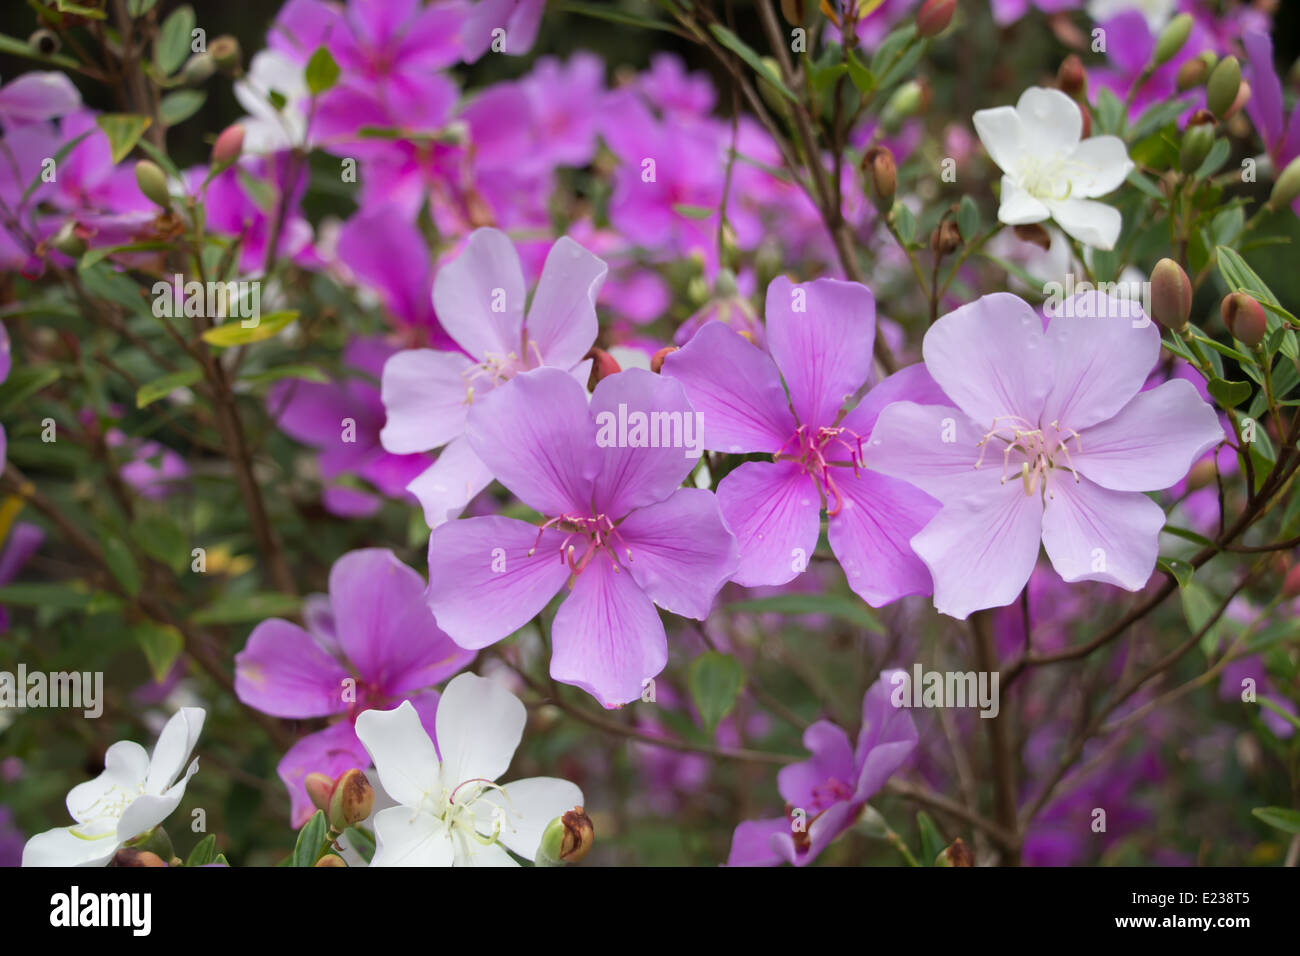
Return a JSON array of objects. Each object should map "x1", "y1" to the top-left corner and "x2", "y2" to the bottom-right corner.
[
  {"x1": 137, "y1": 367, "x2": 203, "y2": 408},
  {"x1": 100, "y1": 534, "x2": 141, "y2": 597},
  {"x1": 193, "y1": 591, "x2": 301, "y2": 625},
  {"x1": 1216, "y1": 246, "x2": 1279, "y2": 307},
  {"x1": 1180, "y1": 580, "x2": 1223, "y2": 657},
  {"x1": 342, "y1": 826, "x2": 375, "y2": 864},
  {"x1": 155, "y1": 4, "x2": 196, "y2": 76},
  {"x1": 240, "y1": 364, "x2": 331, "y2": 386},
  {"x1": 293, "y1": 811, "x2": 328, "y2": 867},
  {"x1": 688, "y1": 652, "x2": 744, "y2": 736},
  {"x1": 0, "y1": 582, "x2": 100, "y2": 610},
  {"x1": 201, "y1": 310, "x2": 298, "y2": 347},
  {"x1": 891, "y1": 202, "x2": 917, "y2": 245},
  {"x1": 708, "y1": 24, "x2": 797, "y2": 104},
  {"x1": 95, "y1": 114, "x2": 152, "y2": 164},
  {"x1": 1206, "y1": 378, "x2": 1251, "y2": 410},
  {"x1": 185, "y1": 834, "x2": 217, "y2": 867},
  {"x1": 724, "y1": 593, "x2": 884, "y2": 633},
  {"x1": 1250, "y1": 806, "x2": 1300, "y2": 835},
  {"x1": 128, "y1": 0, "x2": 160, "y2": 15},
  {"x1": 671, "y1": 203, "x2": 714, "y2": 220},
  {"x1": 846, "y1": 53, "x2": 875, "y2": 95},
  {"x1": 133, "y1": 621, "x2": 183, "y2": 682},
  {"x1": 159, "y1": 90, "x2": 206, "y2": 126},
  {"x1": 305, "y1": 46, "x2": 340, "y2": 95},
  {"x1": 0, "y1": 366, "x2": 60, "y2": 414},
  {"x1": 133, "y1": 514, "x2": 189, "y2": 573},
  {"x1": 1157, "y1": 557, "x2": 1194, "y2": 588},
  {"x1": 957, "y1": 196, "x2": 979, "y2": 242},
  {"x1": 916, "y1": 812, "x2": 946, "y2": 865}
]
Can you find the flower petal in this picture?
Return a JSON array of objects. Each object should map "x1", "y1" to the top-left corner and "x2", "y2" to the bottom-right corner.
[
  {"x1": 776, "y1": 721, "x2": 855, "y2": 810},
  {"x1": 828, "y1": 470, "x2": 939, "y2": 606},
  {"x1": 726, "y1": 817, "x2": 789, "y2": 867},
  {"x1": 1041, "y1": 475, "x2": 1165, "y2": 590},
  {"x1": 661, "y1": 321, "x2": 794, "y2": 454},
  {"x1": 1043, "y1": 197, "x2": 1122, "y2": 250},
  {"x1": 144, "y1": 707, "x2": 205, "y2": 794},
  {"x1": 997, "y1": 176, "x2": 1051, "y2": 225},
  {"x1": 406, "y1": 436, "x2": 496, "y2": 529},
  {"x1": 615, "y1": 488, "x2": 738, "y2": 619},
  {"x1": 715, "y1": 460, "x2": 821, "y2": 588},
  {"x1": 370, "y1": 806, "x2": 454, "y2": 867},
  {"x1": 921, "y1": 292, "x2": 1052, "y2": 427},
  {"x1": 550, "y1": 551, "x2": 667, "y2": 708},
  {"x1": 22, "y1": 826, "x2": 118, "y2": 868},
  {"x1": 1074, "y1": 379, "x2": 1224, "y2": 491},
  {"x1": 854, "y1": 669, "x2": 918, "y2": 800},
  {"x1": 1015, "y1": 86, "x2": 1081, "y2": 154},
  {"x1": 864, "y1": 401, "x2": 1007, "y2": 500},
  {"x1": 1066, "y1": 135, "x2": 1133, "y2": 198},
  {"x1": 911, "y1": 486, "x2": 1044, "y2": 619},
  {"x1": 474, "y1": 776, "x2": 584, "y2": 861},
  {"x1": 235, "y1": 620, "x2": 349, "y2": 718},
  {"x1": 524, "y1": 236, "x2": 607, "y2": 370},
  {"x1": 765, "y1": 276, "x2": 875, "y2": 428},
  {"x1": 355, "y1": 699, "x2": 441, "y2": 808},
  {"x1": 431, "y1": 227, "x2": 526, "y2": 358},
  {"x1": 971, "y1": 104, "x2": 1023, "y2": 174},
  {"x1": 379, "y1": 349, "x2": 474, "y2": 454},
  {"x1": 436, "y1": 673, "x2": 525, "y2": 785}
]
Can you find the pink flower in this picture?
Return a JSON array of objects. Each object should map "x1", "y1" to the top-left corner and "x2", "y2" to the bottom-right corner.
[{"x1": 869, "y1": 291, "x2": 1224, "y2": 619}]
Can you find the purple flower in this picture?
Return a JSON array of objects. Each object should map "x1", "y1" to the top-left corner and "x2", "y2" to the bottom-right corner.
[
  {"x1": 268, "y1": 336, "x2": 432, "y2": 518},
  {"x1": 869, "y1": 291, "x2": 1224, "y2": 618},
  {"x1": 335, "y1": 206, "x2": 449, "y2": 342},
  {"x1": 727, "y1": 670, "x2": 917, "y2": 866},
  {"x1": 1218, "y1": 655, "x2": 1296, "y2": 739},
  {"x1": 1089, "y1": 9, "x2": 1215, "y2": 119},
  {"x1": 234, "y1": 548, "x2": 474, "y2": 824},
  {"x1": 0, "y1": 71, "x2": 80, "y2": 127},
  {"x1": 0, "y1": 523, "x2": 44, "y2": 633},
  {"x1": 461, "y1": 0, "x2": 545, "y2": 61},
  {"x1": 379, "y1": 227, "x2": 607, "y2": 527},
  {"x1": 663, "y1": 277, "x2": 943, "y2": 606},
  {"x1": 1243, "y1": 30, "x2": 1300, "y2": 216},
  {"x1": 425, "y1": 367, "x2": 739, "y2": 707}
]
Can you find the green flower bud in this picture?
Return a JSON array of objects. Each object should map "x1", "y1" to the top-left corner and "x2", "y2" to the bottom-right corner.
[
  {"x1": 881, "y1": 80, "x2": 927, "y2": 132},
  {"x1": 1206, "y1": 56, "x2": 1242, "y2": 118},
  {"x1": 51, "y1": 221, "x2": 87, "y2": 258},
  {"x1": 209, "y1": 35, "x2": 243, "y2": 75},
  {"x1": 1175, "y1": 57, "x2": 1209, "y2": 92},
  {"x1": 327, "y1": 768, "x2": 374, "y2": 829},
  {"x1": 1268, "y1": 155, "x2": 1300, "y2": 211},
  {"x1": 536, "y1": 807, "x2": 594, "y2": 865},
  {"x1": 1153, "y1": 13, "x2": 1193, "y2": 67},
  {"x1": 1179, "y1": 122, "x2": 1215, "y2": 174},
  {"x1": 1149, "y1": 258, "x2": 1192, "y2": 333},
  {"x1": 1221, "y1": 292, "x2": 1267, "y2": 348},
  {"x1": 134, "y1": 160, "x2": 171, "y2": 210},
  {"x1": 181, "y1": 52, "x2": 216, "y2": 86},
  {"x1": 714, "y1": 267, "x2": 739, "y2": 299}
]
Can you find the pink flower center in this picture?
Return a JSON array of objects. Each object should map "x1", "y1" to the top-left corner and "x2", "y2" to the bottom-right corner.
[
  {"x1": 775, "y1": 423, "x2": 868, "y2": 517},
  {"x1": 974, "y1": 415, "x2": 1082, "y2": 497},
  {"x1": 809, "y1": 777, "x2": 854, "y2": 813},
  {"x1": 528, "y1": 512, "x2": 635, "y2": 576},
  {"x1": 461, "y1": 340, "x2": 544, "y2": 404}
]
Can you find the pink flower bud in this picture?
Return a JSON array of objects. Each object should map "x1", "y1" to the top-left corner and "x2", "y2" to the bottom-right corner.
[
  {"x1": 1220, "y1": 292, "x2": 1267, "y2": 348},
  {"x1": 212, "y1": 124, "x2": 244, "y2": 167}
]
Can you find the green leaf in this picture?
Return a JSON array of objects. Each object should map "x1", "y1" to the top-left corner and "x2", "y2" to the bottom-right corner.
[
  {"x1": 159, "y1": 89, "x2": 206, "y2": 126},
  {"x1": 201, "y1": 310, "x2": 298, "y2": 348},
  {"x1": 688, "y1": 652, "x2": 744, "y2": 736},
  {"x1": 193, "y1": 591, "x2": 301, "y2": 626},
  {"x1": 556, "y1": 1, "x2": 680, "y2": 33},
  {"x1": 1250, "y1": 806, "x2": 1300, "y2": 835},
  {"x1": 0, "y1": 365, "x2": 60, "y2": 414},
  {"x1": 133, "y1": 514, "x2": 188, "y2": 573},
  {"x1": 79, "y1": 241, "x2": 173, "y2": 270},
  {"x1": 185, "y1": 834, "x2": 217, "y2": 867},
  {"x1": 870, "y1": 24, "x2": 916, "y2": 76},
  {"x1": 671, "y1": 203, "x2": 714, "y2": 220},
  {"x1": 957, "y1": 196, "x2": 979, "y2": 242},
  {"x1": 128, "y1": 0, "x2": 160, "y2": 15},
  {"x1": 708, "y1": 24, "x2": 797, "y2": 104},
  {"x1": 1156, "y1": 558, "x2": 1194, "y2": 588},
  {"x1": 305, "y1": 45, "x2": 340, "y2": 95},
  {"x1": 1206, "y1": 378, "x2": 1251, "y2": 409},
  {"x1": 22, "y1": 130, "x2": 91, "y2": 206},
  {"x1": 1094, "y1": 87, "x2": 1126, "y2": 136},
  {"x1": 239, "y1": 364, "x2": 331, "y2": 386},
  {"x1": 0, "y1": 582, "x2": 102, "y2": 610},
  {"x1": 724, "y1": 593, "x2": 884, "y2": 633},
  {"x1": 1194, "y1": 137, "x2": 1231, "y2": 179},
  {"x1": 137, "y1": 367, "x2": 203, "y2": 408},
  {"x1": 293, "y1": 811, "x2": 328, "y2": 867},
  {"x1": 95, "y1": 114, "x2": 152, "y2": 165},
  {"x1": 845, "y1": 53, "x2": 875, "y2": 96},
  {"x1": 1180, "y1": 580, "x2": 1223, "y2": 657},
  {"x1": 100, "y1": 534, "x2": 141, "y2": 597},
  {"x1": 155, "y1": 4, "x2": 196, "y2": 76},
  {"x1": 0, "y1": 33, "x2": 80, "y2": 70},
  {"x1": 133, "y1": 621, "x2": 183, "y2": 683},
  {"x1": 916, "y1": 812, "x2": 946, "y2": 865},
  {"x1": 891, "y1": 202, "x2": 917, "y2": 245},
  {"x1": 1216, "y1": 245, "x2": 1279, "y2": 307},
  {"x1": 342, "y1": 826, "x2": 375, "y2": 864}
]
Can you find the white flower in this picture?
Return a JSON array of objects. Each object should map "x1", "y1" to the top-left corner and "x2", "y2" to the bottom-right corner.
[
  {"x1": 1086, "y1": 0, "x2": 1176, "y2": 33},
  {"x1": 22, "y1": 707, "x2": 205, "y2": 867},
  {"x1": 973, "y1": 87, "x2": 1134, "y2": 250},
  {"x1": 355, "y1": 674, "x2": 583, "y2": 866},
  {"x1": 233, "y1": 50, "x2": 310, "y2": 153}
]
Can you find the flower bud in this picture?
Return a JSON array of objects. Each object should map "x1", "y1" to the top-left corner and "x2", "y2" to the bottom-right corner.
[
  {"x1": 1206, "y1": 56, "x2": 1242, "y2": 119},
  {"x1": 1222, "y1": 80, "x2": 1250, "y2": 121},
  {"x1": 552, "y1": 806, "x2": 596, "y2": 864},
  {"x1": 862, "y1": 146, "x2": 897, "y2": 214},
  {"x1": 1282, "y1": 562, "x2": 1300, "y2": 599},
  {"x1": 713, "y1": 267, "x2": 739, "y2": 299},
  {"x1": 1185, "y1": 458, "x2": 1217, "y2": 491},
  {"x1": 936, "y1": 838, "x2": 974, "y2": 867},
  {"x1": 1221, "y1": 292, "x2": 1267, "y2": 348},
  {"x1": 1013, "y1": 223, "x2": 1052, "y2": 251},
  {"x1": 585, "y1": 347, "x2": 622, "y2": 389},
  {"x1": 51, "y1": 221, "x2": 87, "y2": 258},
  {"x1": 212, "y1": 124, "x2": 245, "y2": 167},
  {"x1": 930, "y1": 219, "x2": 962, "y2": 256},
  {"x1": 1078, "y1": 101, "x2": 1091, "y2": 138},
  {"x1": 1057, "y1": 54, "x2": 1086, "y2": 99},
  {"x1": 314, "y1": 853, "x2": 347, "y2": 867},
  {"x1": 110, "y1": 848, "x2": 167, "y2": 867},
  {"x1": 134, "y1": 160, "x2": 171, "y2": 210},
  {"x1": 650, "y1": 346, "x2": 677, "y2": 373},
  {"x1": 881, "y1": 80, "x2": 927, "y2": 132},
  {"x1": 1268, "y1": 155, "x2": 1300, "y2": 211},
  {"x1": 1176, "y1": 56, "x2": 1210, "y2": 91},
  {"x1": 304, "y1": 772, "x2": 335, "y2": 815},
  {"x1": 208, "y1": 35, "x2": 243, "y2": 75},
  {"x1": 779, "y1": 0, "x2": 806, "y2": 25},
  {"x1": 181, "y1": 51, "x2": 216, "y2": 86},
  {"x1": 327, "y1": 768, "x2": 375, "y2": 829},
  {"x1": 916, "y1": 0, "x2": 956, "y2": 38},
  {"x1": 1153, "y1": 13, "x2": 1193, "y2": 66},
  {"x1": 28, "y1": 29, "x2": 60, "y2": 56},
  {"x1": 1149, "y1": 258, "x2": 1192, "y2": 333},
  {"x1": 1179, "y1": 122, "x2": 1215, "y2": 174}
]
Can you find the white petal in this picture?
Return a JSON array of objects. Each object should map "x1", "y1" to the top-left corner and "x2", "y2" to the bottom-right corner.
[
  {"x1": 370, "y1": 806, "x2": 455, "y2": 867},
  {"x1": 355, "y1": 700, "x2": 441, "y2": 808},
  {"x1": 1067, "y1": 135, "x2": 1133, "y2": 198},
  {"x1": 145, "y1": 707, "x2": 205, "y2": 793},
  {"x1": 1044, "y1": 198, "x2": 1122, "y2": 250},
  {"x1": 436, "y1": 673, "x2": 525, "y2": 787},
  {"x1": 22, "y1": 826, "x2": 119, "y2": 868},
  {"x1": 454, "y1": 837, "x2": 518, "y2": 867},
  {"x1": 1015, "y1": 87, "x2": 1082, "y2": 154},
  {"x1": 65, "y1": 741, "x2": 148, "y2": 824},
  {"x1": 475, "y1": 776, "x2": 584, "y2": 861},
  {"x1": 997, "y1": 176, "x2": 1051, "y2": 225},
  {"x1": 972, "y1": 105, "x2": 1023, "y2": 174}
]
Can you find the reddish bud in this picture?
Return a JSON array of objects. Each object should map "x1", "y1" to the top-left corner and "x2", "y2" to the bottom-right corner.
[
  {"x1": 585, "y1": 347, "x2": 622, "y2": 389},
  {"x1": 315, "y1": 853, "x2": 347, "y2": 867},
  {"x1": 916, "y1": 0, "x2": 956, "y2": 38},
  {"x1": 930, "y1": 219, "x2": 962, "y2": 256},
  {"x1": 862, "y1": 146, "x2": 897, "y2": 214},
  {"x1": 304, "y1": 772, "x2": 334, "y2": 814},
  {"x1": 1221, "y1": 292, "x2": 1267, "y2": 348},
  {"x1": 328, "y1": 768, "x2": 375, "y2": 829},
  {"x1": 1149, "y1": 258, "x2": 1193, "y2": 333},
  {"x1": 110, "y1": 848, "x2": 167, "y2": 867},
  {"x1": 937, "y1": 838, "x2": 974, "y2": 866},
  {"x1": 1057, "y1": 54, "x2": 1086, "y2": 98},
  {"x1": 650, "y1": 346, "x2": 677, "y2": 373},
  {"x1": 1013, "y1": 223, "x2": 1052, "y2": 251},
  {"x1": 212, "y1": 124, "x2": 244, "y2": 167},
  {"x1": 1282, "y1": 562, "x2": 1300, "y2": 599}
]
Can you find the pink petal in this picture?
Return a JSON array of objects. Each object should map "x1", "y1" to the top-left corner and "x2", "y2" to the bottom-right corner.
[
  {"x1": 716, "y1": 460, "x2": 821, "y2": 588},
  {"x1": 1041, "y1": 475, "x2": 1165, "y2": 590},
  {"x1": 864, "y1": 401, "x2": 1005, "y2": 500},
  {"x1": 406, "y1": 436, "x2": 496, "y2": 528},
  {"x1": 524, "y1": 236, "x2": 606, "y2": 370},
  {"x1": 277, "y1": 721, "x2": 372, "y2": 828},
  {"x1": 911, "y1": 486, "x2": 1044, "y2": 619},
  {"x1": 1073, "y1": 379, "x2": 1225, "y2": 491},
  {"x1": 661, "y1": 321, "x2": 795, "y2": 454},
  {"x1": 776, "y1": 721, "x2": 855, "y2": 810},
  {"x1": 379, "y1": 348, "x2": 474, "y2": 454},
  {"x1": 765, "y1": 276, "x2": 875, "y2": 428},
  {"x1": 431, "y1": 227, "x2": 526, "y2": 359},
  {"x1": 827, "y1": 470, "x2": 939, "y2": 606},
  {"x1": 922, "y1": 293, "x2": 1052, "y2": 427},
  {"x1": 615, "y1": 488, "x2": 738, "y2": 619},
  {"x1": 425, "y1": 516, "x2": 571, "y2": 649},
  {"x1": 234, "y1": 620, "x2": 349, "y2": 718},
  {"x1": 838, "y1": 362, "x2": 949, "y2": 438}
]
